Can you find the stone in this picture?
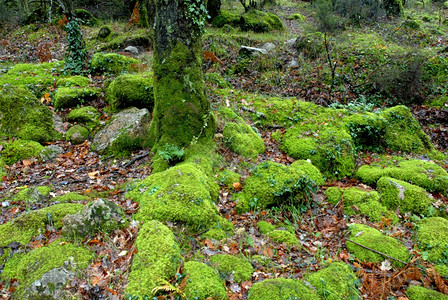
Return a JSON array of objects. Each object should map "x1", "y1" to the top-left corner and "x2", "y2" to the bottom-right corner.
[
  {"x1": 66, "y1": 125, "x2": 89, "y2": 145},
  {"x1": 239, "y1": 46, "x2": 267, "y2": 58},
  {"x1": 285, "y1": 38, "x2": 297, "y2": 47},
  {"x1": 92, "y1": 107, "x2": 150, "y2": 153},
  {"x1": 124, "y1": 46, "x2": 139, "y2": 55},
  {"x1": 97, "y1": 26, "x2": 111, "y2": 39},
  {"x1": 285, "y1": 59, "x2": 299, "y2": 68},
  {"x1": 62, "y1": 199, "x2": 126, "y2": 239},
  {"x1": 261, "y1": 42, "x2": 275, "y2": 51},
  {"x1": 39, "y1": 145, "x2": 63, "y2": 161}
]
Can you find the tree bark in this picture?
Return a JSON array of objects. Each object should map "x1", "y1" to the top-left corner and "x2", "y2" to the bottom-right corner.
[{"x1": 148, "y1": 0, "x2": 215, "y2": 150}]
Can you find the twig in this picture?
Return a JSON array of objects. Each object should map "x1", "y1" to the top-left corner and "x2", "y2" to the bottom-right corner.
[
  {"x1": 123, "y1": 151, "x2": 150, "y2": 168},
  {"x1": 346, "y1": 238, "x2": 408, "y2": 265}
]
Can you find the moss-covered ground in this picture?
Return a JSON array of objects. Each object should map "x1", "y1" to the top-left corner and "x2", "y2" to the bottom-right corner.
[{"x1": 0, "y1": 0, "x2": 448, "y2": 298}]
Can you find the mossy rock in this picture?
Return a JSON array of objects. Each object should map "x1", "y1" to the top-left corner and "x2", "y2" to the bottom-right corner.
[
  {"x1": 218, "y1": 169, "x2": 241, "y2": 188},
  {"x1": 0, "y1": 86, "x2": 58, "y2": 143},
  {"x1": 240, "y1": 9, "x2": 284, "y2": 33},
  {"x1": 2, "y1": 240, "x2": 92, "y2": 298},
  {"x1": 325, "y1": 187, "x2": 397, "y2": 223},
  {"x1": 106, "y1": 74, "x2": 154, "y2": 110},
  {"x1": 406, "y1": 285, "x2": 448, "y2": 300},
  {"x1": 288, "y1": 13, "x2": 305, "y2": 21},
  {"x1": 202, "y1": 218, "x2": 235, "y2": 240},
  {"x1": 248, "y1": 277, "x2": 320, "y2": 300},
  {"x1": 377, "y1": 177, "x2": 433, "y2": 215},
  {"x1": 347, "y1": 224, "x2": 410, "y2": 267},
  {"x1": 415, "y1": 217, "x2": 448, "y2": 275},
  {"x1": 355, "y1": 158, "x2": 448, "y2": 193},
  {"x1": 211, "y1": 10, "x2": 241, "y2": 28},
  {"x1": 12, "y1": 186, "x2": 51, "y2": 203},
  {"x1": 267, "y1": 230, "x2": 299, "y2": 246},
  {"x1": 51, "y1": 192, "x2": 89, "y2": 203},
  {"x1": 67, "y1": 106, "x2": 99, "y2": 123},
  {"x1": 56, "y1": 75, "x2": 90, "y2": 87},
  {"x1": 184, "y1": 261, "x2": 227, "y2": 300},
  {"x1": 235, "y1": 160, "x2": 324, "y2": 212},
  {"x1": 53, "y1": 87, "x2": 99, "y2": 109},
  {"x1": 97, "y1": 26, "x2": 112, "y2": 40},
  {"x1": 90, "y1": 53, "x2": 139, "y2": 75},
  {"x1": 0, "y1": 139, "x2": 44, "y2": 165},
  {"x1": 0, "y1": 61, "x2": 63, "y2": 92},
  {"x1": 209, "y1": 254, "x2": 253, "y2": 283},
  {"x1": 66, "y1": 125, "x2": 89, "y2": 145},
  {"x1": 305, "y1": 261, "x2": 361, "y2": 300},
  {"x1": 126, "y1": 163, "x2": 221, "y2": 229},
  {"x1": 257, "y1": 220, "x2": 276, "y2": 234},
  {"x1": 126, "y1": 220, "x2": 181, "y2": 297},
  {"x1": 295, "y1": 32, "x2": 325, "y2": 59},
  {"x1": 0, "y1": 203, "x2": 83, "y2": 247},
  {"x1": 73, "y1": 8, "x2": 100, "y2": 26}
]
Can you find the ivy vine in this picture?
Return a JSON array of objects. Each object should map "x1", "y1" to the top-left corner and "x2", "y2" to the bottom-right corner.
[{"x1": 184, "y1": 0, "x2": 209, "y2": 35}]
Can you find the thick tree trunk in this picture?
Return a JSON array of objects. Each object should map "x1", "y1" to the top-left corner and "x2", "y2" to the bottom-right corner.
[{"x1": 148, "y1": 0, "x2": 215, "y2": 150}]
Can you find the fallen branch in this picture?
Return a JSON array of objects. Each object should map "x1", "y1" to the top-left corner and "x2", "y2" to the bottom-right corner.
[
  {"x1": 123, "y1": 151, "x2": 150, "y2": 168},
  {"x1": 346, "y1": 238, "x2": 408, "y2": 266}
]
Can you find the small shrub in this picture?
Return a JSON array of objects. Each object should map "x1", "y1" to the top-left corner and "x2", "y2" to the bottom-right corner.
[{"x1": 63, "y1": 19, "x2": 86, "y2": 75}]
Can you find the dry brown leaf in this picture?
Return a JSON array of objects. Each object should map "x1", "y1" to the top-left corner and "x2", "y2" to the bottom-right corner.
[{"x1": 88, "y1": 171, "x2": 100, "y2": 179}]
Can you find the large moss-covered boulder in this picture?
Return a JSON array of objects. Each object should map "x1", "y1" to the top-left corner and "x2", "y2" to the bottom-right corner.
[
  {"x1": 377, "y1": 177, "x2": 433, "y2": 215},
  {"x1": 53, "y1": 87, "x2": 99, "y2": 109},
  {"x1": 0, "y1": 61, "x2": 63, "y2": 90},
  {"x1": 415, "y1": 217, "x2": 448, "y2": 276},
  {"x1": 406, "y1": 285, "x2": 448, "y2": 300},
  {"x1": 184, "y1": 261, "x2": 227, "y2": 300},
  {"x1": 248, "y1": 277, "x2": 320, "y2": 300},
  {"x1": 210, "y1": 254, "x2": 253, "y2": 283},
  {"x1": 0, "y1": 139, "x2": 44, "y2": 165},
  {"x1": 106, "y1": 74, "x2": 154, "y2": 110},
  {"x1": 240, "y1": 9, "x2": 284, "y2": 33},
  {"x1": 126, "y1": 163, "x2": 221, "y2": 229},
  {"x1": 67, "y1": 106, "x2": 100, "y2": 132},
  {"x1": 356, "y1": 158, "x2": 448, "y2": 193},
  {"x1": 0, "y1": 86, "x2": 57, "y2": 143},
  {"x1": 219, "y1": 107, "x2": 265, "y2": 158},
  {"x1": 62, "y1": 199, "x2": 126, "y2": 239},
  {"x1": 2, "y1": 241, "x2": 92, "y2": 298},
  {"x1": 235, "y1": 160, "x2": 324, "y2": 212},
  {"x1": 304, "y1": 262, "x2": 360, "y2": 300},
  {"x1": 90, "y1": 52, "x2": 139, "y2": 74},
  {"x1": 211, "y1": 10, "x2": 241, "y2": 27},
  {"x1": 325, "y1": 187, "x2": 397, "y2": 223},
  {"x1": 126, "y1": 220, "x2": 181, "y2": 297},
  {"x1": 347, "y1": 224, "x2": 410, "y2": 267},
  {"x1": 0, "y1": 203, "x2": 83, "y2": 247}
]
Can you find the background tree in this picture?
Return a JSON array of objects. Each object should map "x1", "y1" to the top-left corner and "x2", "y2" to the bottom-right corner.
[{"x1": 148, "y1": 0, "x2": 216, "y2": 151}]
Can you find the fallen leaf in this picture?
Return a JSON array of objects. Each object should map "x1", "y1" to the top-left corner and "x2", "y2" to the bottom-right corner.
[
  {"x1": 88, "y1": 171, "x2": 100, "y2": 179},
  {"x1": 233, "y1": 182, "x2": 242, "y2": 191}
]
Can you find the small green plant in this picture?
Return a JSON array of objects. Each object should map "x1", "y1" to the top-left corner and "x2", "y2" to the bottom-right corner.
[
  {"x1": 158, "y1": 144, "x2": 185, "y2": 166},
  {"x1": 184, "y1": 0, "x2": 209, "y2": 34},
  {"x1": 63, "y1": 18, "x2": 86, "y2": 75}
]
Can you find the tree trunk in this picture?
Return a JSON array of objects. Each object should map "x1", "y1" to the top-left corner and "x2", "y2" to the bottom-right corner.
[
  {"x1": 207, "y1": 0, "x2": 221, "y2": 20},
  {"x1": 148, "y1": 0, "x2": 215, "y2": 150}
]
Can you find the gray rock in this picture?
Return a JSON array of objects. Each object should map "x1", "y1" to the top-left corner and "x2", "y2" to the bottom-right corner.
[
  {"x1": 25, "y1": 260, "x2": 75, "y2": 299},
  {"x1": 239, "y1": 46, "x2": 267, "y2": 58},
  {"x1": 39, "y1": 145, "x2": 63, "y2": 161},
  {"x1": 285, "y1": 38, "x2": 297, "y2": 47},
  {"x1": 62, "y1": 199, "x2": 126, "y2": 239},
  {"x1": 261, "y1": 42, "x2": 276, "y2": 51},
  {"x1": 92, "y1": 107, "x2": 150, "y2": 153},
  {"x1": 52, "y1": 114, "x2": 65, "y2": 134},
  {"x1": 285, "y1": 59, "x2": 299, "y2": 68},
  {"x1": 124, "y1": 46, "x2": 139, "y2": 55}
]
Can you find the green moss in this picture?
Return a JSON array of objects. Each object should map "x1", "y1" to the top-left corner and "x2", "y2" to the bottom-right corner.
[
  {"x1": 305, "y1": 262, "x2": 360, "y2": 300},
  {"x1": 218, "y1": 169, "x2": 241, "y2": 188},
  {"x1": 65, "y1": 125, "x2": 89, "y2": 145},
  {"x1": 52, "y1": 192, "x2": 89, "y2": 203},
  {"x1": 295, "y1": 32, "x2": 325, "y2": 59},
  {"x1": 377, "y1": 177, "x2": 432, "y2": 215},
  {"x1": 406, "y1": 285, "x2": 448, "y2": 300},
  {"x1": 235, "y1": 160, "x2": 324, "y2": 212},
  {"x1": 13, "y1": 186, "x2": 51, "y2": 202},
  {"x1": 126, "y1": 220, "x2": 181, "y2": 297},
  {"x1": 211, "y1": 10, "x2": 241, "y2": 28},
  {"x1": 355, "y1": 158, "x2": 448, "y2": 193},
  {"x1": 184, "y1": 261, "x2": 227, "y2": 300},
  {"x1": 1, "y1": 139, "x2": 44, "y2": 165},
  {"x1": 0, "y1": 61, "x2": 63, "y2": 92},
  {"x1": 2, "y1": 241, "x2": 92, "y2": 298},
  {"x1": 240, "y1": 9, "x2": 284, "y2": 33},
  {"x1": 0, "y1": 86, "x2": 58, "y2": 143},
  {"x1": 210, "y1": 254, "x2": 253, "y2": 282},
  {"x1": 223, "y1": 122, "x2": 265, "y2": 157},
  {"x1": 325, "y1": 187, "x2": 397, "y2": 223},
  {"x1": 268, "y1": 230, "x2": 299, "y2": 246},
  {"x1": 287, "y1": 13, "x2": 305, "y2": 21},
  {"x1": 416, "y1": 217, "x2": 448, "y2": 269},
  {"x1": 205, "y1": 72, "x2": 233, "y2": 89},
  {"x1": 202, "y1": 217, "x2": 234, "y2": 240},
  {"x1": 56, "y1": 75, "x2": 90, "y2": 87},
  {"x1": 248, "y1": 277, "x2": 320, "y2": 300},
  {"x1": 126, "y1": 163, "x2": 221, "y2": 229},
  {"x1": 257, "y1": 220, "x2": 276, "y2": 234},
  {"x1": 178, "y1": 140, "x2": 219, "y2": 177},
  {"x1": 347, "y1": 224, "x2": 410, "y2": 267},
  {"x1": 73, "y1": 8, "x2": 100, "y2": 26},
  {"x1": 344, "y1": 112, "x2": 387, "y2": 152},
  {"x1": 0, "y1": 204, "x2": 83, "y2": 247},
  {"x1": 67, "y1": 106, "x2": 100, "y2": 131},
  {"x1": 90, "y1": 53, "x2": 139, "y2": 75},
  {"x1": 53, "y1": 87, "x2": 99, "y2": 109},
  {"x1": 202, "y1": 228, "x2": 228, "y2": 240},
  {"x1": 106, "y1": 74, "x2": 154, "y2": 110}
]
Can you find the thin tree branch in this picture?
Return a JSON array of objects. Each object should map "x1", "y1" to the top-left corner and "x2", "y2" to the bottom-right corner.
[{"x1": 346, "y1": 238, "x2": 408, "y2": 265}]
